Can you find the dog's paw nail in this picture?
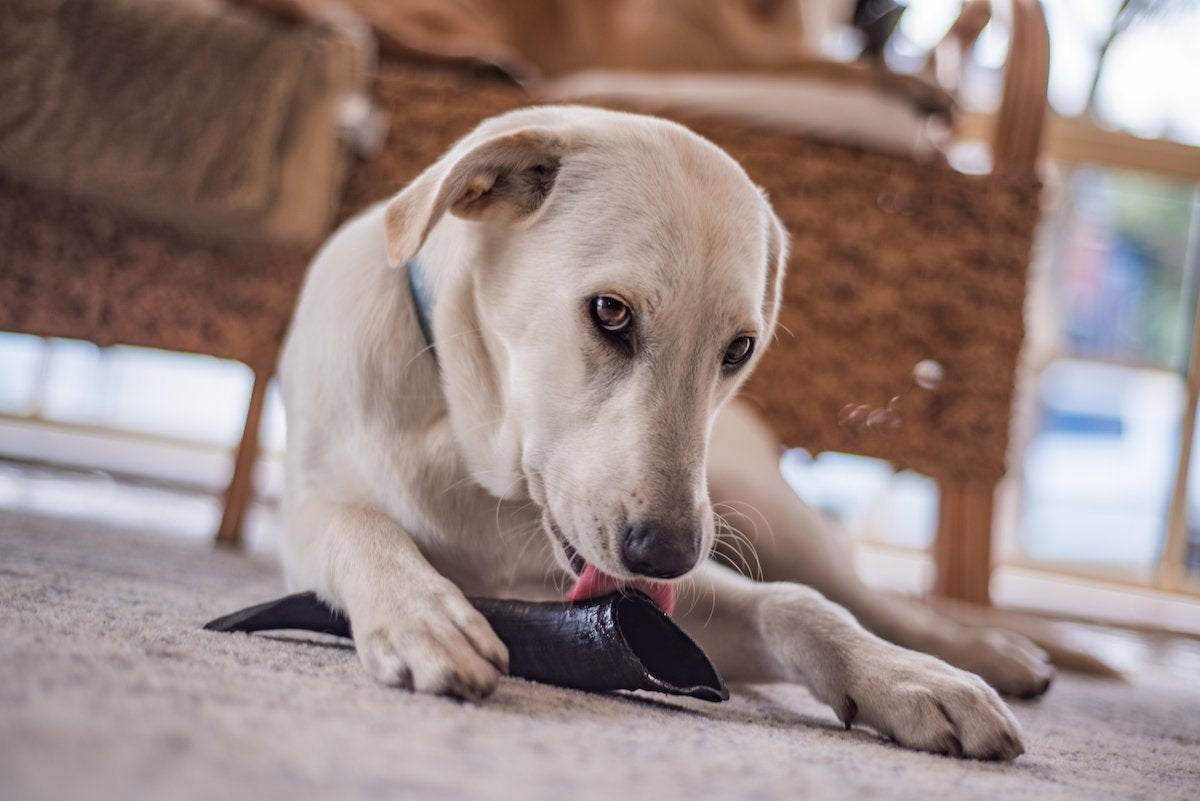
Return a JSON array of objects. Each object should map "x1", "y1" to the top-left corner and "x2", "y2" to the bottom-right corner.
[
  {"x1": 442, "y1": 673, "x2": 478, "y2": 701},
  {"x1": 1015, "y1": 671, "x2": 1053, "y2": 700},
  {"x1": 1000, "y1": 732, "x2": 1024, "y2": 758},
  {"x1": 838, "y1": 695, "x2": 858, "y2": 730}
]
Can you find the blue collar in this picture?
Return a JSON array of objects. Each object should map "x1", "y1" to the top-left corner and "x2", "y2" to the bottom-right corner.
[{"x1": 406, "y1": 257, "x2": 436, "y2": 362}]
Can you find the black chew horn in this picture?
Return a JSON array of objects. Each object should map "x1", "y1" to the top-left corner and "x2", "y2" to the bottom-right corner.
[{"x1": 204, "y1": 591, "x2": 728, "y2": 702}]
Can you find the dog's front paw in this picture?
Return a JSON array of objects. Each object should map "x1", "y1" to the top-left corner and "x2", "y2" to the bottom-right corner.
[
  {"x1": 840, "y1": 645, "x2": 1025, "y2": 760},
  {"x1": 352, "y1": 585, "x2": 509, "y2": 700},
  {"x1": 942, "y1": 627, "x2": 1054, "y2": 699}
]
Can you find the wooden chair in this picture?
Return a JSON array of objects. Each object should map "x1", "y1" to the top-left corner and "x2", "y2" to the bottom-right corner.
[{"x1": 0, "y1": 174, "x2": 309, "y2": 544}]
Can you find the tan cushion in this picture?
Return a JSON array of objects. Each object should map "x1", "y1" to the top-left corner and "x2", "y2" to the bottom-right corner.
[{"x1": 0, "y1": 0, "x2": 369, "y2": 246}]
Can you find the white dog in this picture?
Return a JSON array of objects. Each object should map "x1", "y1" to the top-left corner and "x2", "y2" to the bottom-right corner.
[{"x1": 279, "y1": 105, "x2": 1050, "y2": 760}]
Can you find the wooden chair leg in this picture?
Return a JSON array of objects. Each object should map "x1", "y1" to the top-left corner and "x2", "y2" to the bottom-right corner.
[
  {"x1": 216, "y1": 367, "x2": 271, "y2": 547},
  {"x1": 932, "y1": 478, "x2": 996, "y2": 605}
]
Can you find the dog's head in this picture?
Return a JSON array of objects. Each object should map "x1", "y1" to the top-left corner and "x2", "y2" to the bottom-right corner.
[{"x1": 383, "y1": 107, "x2": 787, "y2": 598}]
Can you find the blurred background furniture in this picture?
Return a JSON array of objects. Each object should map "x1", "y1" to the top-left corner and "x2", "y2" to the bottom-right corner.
[
  {"x1": 0, "y1": 0, "x2": 370, "y2": 543},
  {"x1": 0, "y1": 0, "x2": 1049, "y2": 604}
]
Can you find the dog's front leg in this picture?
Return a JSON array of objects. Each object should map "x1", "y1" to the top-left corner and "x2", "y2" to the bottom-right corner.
[
  {"x1": 284, "y1": 497, "x2": 508, "y2": 699},
  {"x1": 675, "y1": 562, "x2": 1024, "y2": 760}
]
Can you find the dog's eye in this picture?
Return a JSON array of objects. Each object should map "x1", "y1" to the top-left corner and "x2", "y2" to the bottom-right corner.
[
  {"x1": 723, "y1": 336, "x2": 755, "y2": 367},
  {"x1": 590, "y1": 296, "x2": 632, "y2": 332}
]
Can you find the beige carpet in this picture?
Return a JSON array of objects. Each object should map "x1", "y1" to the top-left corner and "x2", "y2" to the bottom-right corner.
[{"x1": 2, "y1": 509, "x2": 1197, "y2": 801}]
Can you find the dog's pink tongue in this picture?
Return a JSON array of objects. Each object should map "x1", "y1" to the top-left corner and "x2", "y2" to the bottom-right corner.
[{"x1": 567, "y1": 563, "x2": 676, "y2": 617}]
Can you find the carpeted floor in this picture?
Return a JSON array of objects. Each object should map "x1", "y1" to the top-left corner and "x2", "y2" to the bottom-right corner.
[{"x1": 2, "y1": 510, "x2": 1198, "y2": 801}]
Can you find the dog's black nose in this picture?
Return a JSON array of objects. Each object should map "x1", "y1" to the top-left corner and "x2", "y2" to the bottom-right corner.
[{"x1": 622, "y1": 523, "x2": 701, "y2": 579}]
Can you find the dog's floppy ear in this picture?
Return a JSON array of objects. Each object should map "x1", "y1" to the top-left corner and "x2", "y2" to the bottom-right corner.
[
  {"x1": 384, "y1": 129, "x2": 565, "y2": 268},
  {"x1": 760, "y1": 204, "x2": 789, "y2": 340}
]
